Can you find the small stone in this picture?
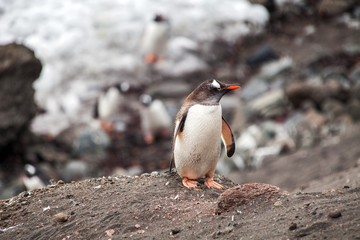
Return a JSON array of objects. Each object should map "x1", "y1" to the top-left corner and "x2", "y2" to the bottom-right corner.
[
  {"x1": 303, "y1": 202, "x2": 310, "y2": 207},
  {"x1": 343, "y1": 185, "x2": 350, "y2": 189},
  {"x1": 140, "y1": 173, "x2": 151, "y2": 177},
  {"x1": 274, "y1": 200, "x2": 282, "y2": 207},
  {"x1": 57, "y1": 180, "x2": 65, "y2": 185},
  {"x1": 328, "y1": 210, "x2": 342, "y2": 218},
  {"x1": 100, "y1": 179, "x2": 106, "y2": 185},
  {"x1": 49, "y1": 179, "x2": 56, "y2": 185},
  {"x1": 135, "y1": 224, "x2": 140, "y2": 228},
  {"x1": 289, "y1": 222, "x2": 297, "y2": 230},
  {"x1": 22, "y1": 192, "x2": 30, "y2": 197},
  {"x1": 151, "y1": 171, "x2": 159, "y2": 177},
  {"x1": 170, "y1": 228, "x2": 181, "y2": 235},
  {"x1": 165, "y1": 181, "x2": 170, "y2": 186},
  {"x1": 55, "y1": 212, "x2": 69, "y2": 222},
  {"x1": 105, "y1": 229, "x2": 115, "y2": 237}
]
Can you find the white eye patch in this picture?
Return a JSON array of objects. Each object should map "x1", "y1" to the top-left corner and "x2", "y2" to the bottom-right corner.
[{"x1": 211, "y1": 79, "x2": 220, "y2": 89}]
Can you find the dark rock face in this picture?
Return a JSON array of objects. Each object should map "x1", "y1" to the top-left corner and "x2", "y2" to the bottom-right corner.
[{"x1": 0, "y1": 43, "x2": 42, "y2": 154}]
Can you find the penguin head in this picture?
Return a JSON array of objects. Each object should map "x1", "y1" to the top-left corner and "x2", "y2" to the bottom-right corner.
[
  {"x1": 24, "y1": 164, "x2": 37, "y2": 178},
  {"x1": 188, "y1": 79, "x2": 240, "y2": 105},
  {"x1": 153, "y1": 14, "x2": 166, "y2": 22},
  {"x1": 140, "y1": 94, "x2": 153, "y2": 107}
]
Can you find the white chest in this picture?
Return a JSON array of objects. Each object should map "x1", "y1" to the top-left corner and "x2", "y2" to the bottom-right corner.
[{"x1": 174, "y1": 104, "x2": 222, "y2": 178}]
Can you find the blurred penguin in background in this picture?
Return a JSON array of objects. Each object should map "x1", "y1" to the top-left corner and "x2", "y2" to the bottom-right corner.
[
  {"x1": 139, "y1": 94, "x2": 172, "y2": 144},
  {"x1": 94, "y1": 83, "x2": 130, "y2": 132},
  {"x1": 140, "y1": 14, "x2": 170, "y2": 64},
  {"x1": 22, "y1": 164, "x2": 48, "y2": 190}
]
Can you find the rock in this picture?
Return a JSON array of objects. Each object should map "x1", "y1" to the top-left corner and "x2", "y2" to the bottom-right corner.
[
  {"x1": 170, "y1": 228, "x2": 181, "y2": 235},
  {"x1": 285, "y1": 81, "x2": 349, "y2": 109},
  {"x1": 60, "y1": 160, "x2": 90, "y2": 182},
  {"x1": 289, "y1": 222, "x2": 297, "y2": 230},
  {"x1": 105, "y1": 229, "x2": 115, "y2": 237},
  {"x1": 304, "y1": 109, "x2": 327, "y2": 130},
  {"x1": 274, "y1": 200, "x2": 282, "y2": 207},
  {"x1": 216, "y1": 183, "x2": 282, "y2": 213},
  {"x1": 73, "y1": 128, "x2": 110, "y2": 157},
  {"x1": 0, "y1": 43, "x2": 42, "y2": 152},
  {"x1": 246, "y1": 45, "x2": 279, "y2": 69},
  {"x1": 258, "y1": 57, "x2": 293, "y2": 80},
  {"x1": 241, "y1": 78, "x2": 269, "y2": 101},
  {"x1": 248, "y1": 89, "x2": 288, "y2": 118},
  {"x1": 328, "y1": 210, "x2": 342, "y2": 218},
  {"x1": 317, "y1": 0, "x2": 355, "y2": 16},
  {"x1": 55, "y1": 212, "x2": 69, "y2": 222}
]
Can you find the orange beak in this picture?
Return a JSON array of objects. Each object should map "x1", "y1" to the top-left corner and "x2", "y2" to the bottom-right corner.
[{"x1": 226, "y1": 85, "x2": 241, "y2": 90}]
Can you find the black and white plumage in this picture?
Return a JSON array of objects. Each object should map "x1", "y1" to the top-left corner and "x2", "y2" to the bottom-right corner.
[
  {"x1": 22, "y1": 164, "x2": 48, "y2": 190},
  {"x1": 140, "y1": 14, "x2": 170, "y2": 64},
  {"x1": 139, "y1": 94, "x2": 172, "y2": 144},
  {"x1": 170, "y1": 79, "x2": 240, "y2": 189}
]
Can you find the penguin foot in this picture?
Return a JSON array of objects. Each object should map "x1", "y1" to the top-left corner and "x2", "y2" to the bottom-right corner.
[
  {"x1": 182, "y1": 178, "x2": 199, "y2": 189},
  {"x1": 205, "y1": 177, "x2": 224, "y2": 189},
  {"x1": 100, "y1": 120, "x2": 114, "y2": 132},
  {"x1": 145, "y1": 54, "x2": 160, "y2": 64}
]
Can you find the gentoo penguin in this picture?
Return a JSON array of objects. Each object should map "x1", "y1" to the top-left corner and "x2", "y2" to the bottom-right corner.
[
  {"x1": 94, "y1": 83, "x2": 129, "y2": 131},
  {"x1": 140, "y1": 14, "x2": 170, "y2": 64},
  {"x1": 170, "y1": 79, "x2": 240, "y2": 189},
  {"x1": 21, "y1": 164, "x2": 48, "y2": 190},
  {"x1": 139, "y1": 94, "x2": 172, "y2": 144}
]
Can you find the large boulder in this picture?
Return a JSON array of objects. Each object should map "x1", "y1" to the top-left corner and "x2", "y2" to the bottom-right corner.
[{"x1": 0, "y1": 43, "x2": 42, "y2": 152}]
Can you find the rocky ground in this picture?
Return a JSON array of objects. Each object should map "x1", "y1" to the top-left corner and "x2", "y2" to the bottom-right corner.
[{"x1": 0, "y1": 139, "x2": 359, "y2": 239}]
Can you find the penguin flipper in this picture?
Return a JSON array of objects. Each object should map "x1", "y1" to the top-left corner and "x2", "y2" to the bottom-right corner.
[
  {"x1": 221, "y1": 116, "x2": 235, "y2": 157},
  {"x1": 169, "y1": 112, "x2": 187, "y2": 171}
]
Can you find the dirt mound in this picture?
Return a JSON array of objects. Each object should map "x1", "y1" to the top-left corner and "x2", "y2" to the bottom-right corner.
[
  {"x1": 1, "y1": 169, "x2": 359, "y2": 239},
  {"x1": 216, "y1": 183, "x2": 282, "y2": 213}
]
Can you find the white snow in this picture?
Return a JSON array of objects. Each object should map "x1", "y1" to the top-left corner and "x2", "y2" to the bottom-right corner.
[{"x1": 0, "y1": 0, "x2": 269, "y2": 136}]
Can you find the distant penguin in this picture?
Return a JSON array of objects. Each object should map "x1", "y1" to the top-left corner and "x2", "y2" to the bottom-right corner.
[
  {"x1": 139, "y1": 94, "x2": 172, "y2": 144},
  {"x1": 94, "y1": 83, "x2": 129, "y2": 132},
  {"x1": 22, "y1": 164, "x2": 48, "y2": 190},
  {"x1": 140, "y1": 14, "x2": 170, "y2": 64},
  {"x1": 170, "y1": 79, "x2": 240, "y2": 189}
]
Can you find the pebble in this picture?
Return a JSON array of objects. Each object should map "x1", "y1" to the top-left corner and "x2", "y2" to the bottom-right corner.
[
  {"x1": 22, "y1": 192, "x2": 30, "y2": 198},
  {"x1": 100, "y1": 179, "x2": 106, "y2": 185},
  {"x1": 289, "y1": 222, "x2": 297, "y2": 230},
  {"x1": 328, "y1": 210, "x2": 342, "y2": 218},
  {"x1": 57, "y1": 180, "x2": 65, "y2": 185},
  {"x1": 151, "y1": 171, "x2": 160, "y2": 177},
  {"x1": 274, "y1": 200, "x2": 282, "y2": 207},
  {"x1": 170, "y1": 228, "x2": 181, "y2": 235},
  {"x1": 105, "y1": 229, "x2": 115, "y2": 237},
  {"x1": 55, "y1": 212, "x2": 69, "y2": 222}
]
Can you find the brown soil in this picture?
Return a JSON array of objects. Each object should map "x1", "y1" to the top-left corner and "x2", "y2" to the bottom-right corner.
[
  {"x1": 1, "y1": 162, "x2": 359, "y2": 239},
  {"x1": 1, "y1": 127, "x2": 360, "y2": 239}
]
